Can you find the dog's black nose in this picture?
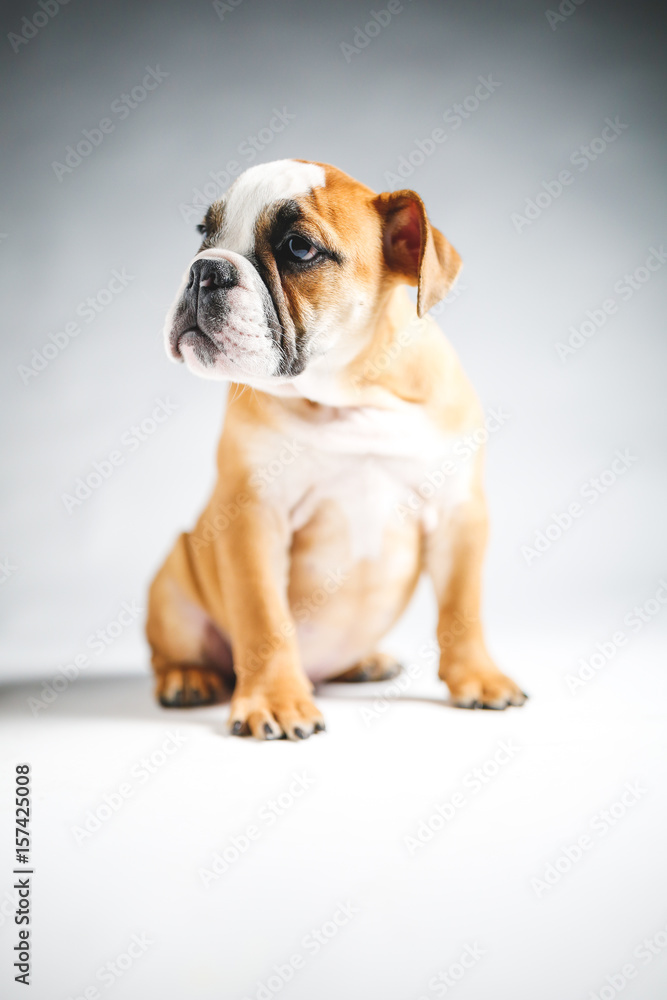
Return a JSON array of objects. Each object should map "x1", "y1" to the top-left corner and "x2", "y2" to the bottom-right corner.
[{"x1": 188, "y1": 257, "x2": 238, "y2": 292}]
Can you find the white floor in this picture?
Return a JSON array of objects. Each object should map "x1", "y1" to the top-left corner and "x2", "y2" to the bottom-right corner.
[{"x1": 2, "y1": 635, "x2": 667, "y2": 1000}]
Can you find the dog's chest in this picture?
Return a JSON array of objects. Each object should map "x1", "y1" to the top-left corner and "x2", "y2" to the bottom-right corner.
[{"x1": 251, "y1": 404, "x2": 474, "y2": 559}]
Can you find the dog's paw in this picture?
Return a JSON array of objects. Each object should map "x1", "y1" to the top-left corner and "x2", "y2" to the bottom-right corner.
[
  {"x1": 228, "y1": 687, "x2": 325, "y2": 741},
  {"x1": 156, "y1": 665, "x2": 227, "y2": 708},
  {"x1": 332, "y1": 652, "x2": 402, "y2": 683},
  {"x1": 442, "y1": 661, "x2": 528, "y2": 710}
]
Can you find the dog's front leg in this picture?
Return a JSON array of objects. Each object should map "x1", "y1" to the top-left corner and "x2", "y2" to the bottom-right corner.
[
  {"x1": 216, "y1": 493, "x2": 325, "y2": 740},
  {"x1": 425, "y1": 481, "x2": 527, "y2": 710}
]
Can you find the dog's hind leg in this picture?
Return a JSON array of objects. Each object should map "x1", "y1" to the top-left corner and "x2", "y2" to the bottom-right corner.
[
  {"x1": 331, "y1": 652, "x2": 402, "y2": 683},
  {"x1": 147, "y1": 533, "x2": 234, "y2": 707}
]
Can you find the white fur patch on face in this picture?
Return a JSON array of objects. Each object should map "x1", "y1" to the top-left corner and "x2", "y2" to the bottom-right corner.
[
  {"x1": 166, "y1": 248, "x2": 283, "y2": 382},
  {"x1": 219, "y1": 159, "x2": 326, "y2": 256}
]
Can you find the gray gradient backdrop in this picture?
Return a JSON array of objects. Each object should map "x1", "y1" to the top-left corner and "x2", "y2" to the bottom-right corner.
[
  {"x1": 1, "y1": 0, "x2": 665, "y2": 679},
  {"x1": 2, "y1": 2, "x2": 667, "y2": 1000}
]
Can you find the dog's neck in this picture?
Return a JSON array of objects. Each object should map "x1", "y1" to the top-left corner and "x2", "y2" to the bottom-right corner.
[{"x1": 249, "y1": 286, "x2": 432, "y2": 411}]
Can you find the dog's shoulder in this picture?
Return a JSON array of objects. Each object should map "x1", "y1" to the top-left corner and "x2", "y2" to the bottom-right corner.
[{"x1": 350, "y1": 292, "x2": 483, "y2": 437}]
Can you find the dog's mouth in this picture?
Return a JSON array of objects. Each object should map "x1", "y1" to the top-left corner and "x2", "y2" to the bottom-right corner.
[
  {"x1": 173, "y1": 325, "x2": 221, "y2": 362},
  {"x1": 172, "y1": 325, "x2": 221, "y2": 361}
]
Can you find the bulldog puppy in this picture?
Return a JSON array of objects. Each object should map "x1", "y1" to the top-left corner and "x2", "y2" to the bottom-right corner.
[{"x1": 147, "y1": 158, "x2": 527, "y2": 739}]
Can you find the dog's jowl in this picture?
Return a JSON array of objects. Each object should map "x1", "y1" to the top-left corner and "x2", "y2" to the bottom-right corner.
[{"x1": 146, "y1": 158, "x2": 527, "y2": 739}]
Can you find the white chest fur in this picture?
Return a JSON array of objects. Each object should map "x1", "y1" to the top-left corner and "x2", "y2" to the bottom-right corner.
[{"x1": 247, "y1": 402, "x2": 475, "y2": 561}]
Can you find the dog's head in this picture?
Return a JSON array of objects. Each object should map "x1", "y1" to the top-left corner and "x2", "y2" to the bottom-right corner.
[{"x1": 165, "y1": 159, "x2": 461, "y2": 391}]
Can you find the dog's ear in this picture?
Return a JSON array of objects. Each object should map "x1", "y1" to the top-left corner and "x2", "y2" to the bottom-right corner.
[{"x1": 374, "y1": 190, "x2": 462, "y2": 317}]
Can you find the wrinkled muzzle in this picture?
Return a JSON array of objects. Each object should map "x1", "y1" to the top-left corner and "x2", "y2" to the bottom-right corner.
[{"x1": 164, "y1": 249, "x2": 289, "y2": 382}]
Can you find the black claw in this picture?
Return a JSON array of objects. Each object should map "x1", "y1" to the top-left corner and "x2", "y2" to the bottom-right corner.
[
  {"x1": 481, "y1": 702, "x2": 507, "y2": 711},
  {"x1": 293, "y1": 727, "x2": 307, "y2": 739},
  {"x1": 313, "y1": 720, "x2": 326, "y2": 733},
  {"x1": 470, "y1": 700, "x2": 481, "y2": 710},
  {"x1": 230, "y1": 720, "x2": 243, "y2": 735},
  {"x1": 263, "y1": 722, "x2": 280, "y2": 739},
  {"x1": 521, "y1": 691, "x2": 530, "y2": 700}
]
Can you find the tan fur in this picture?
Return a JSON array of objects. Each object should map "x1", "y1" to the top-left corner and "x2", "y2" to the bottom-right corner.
[{"x1": 147, "y1": 161, "x2": 526, "y2": 738}]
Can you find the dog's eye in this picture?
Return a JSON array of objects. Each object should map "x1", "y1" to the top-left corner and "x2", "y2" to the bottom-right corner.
[{"x1": 286, "y1": 236, "x2": 319, "y2": 262}]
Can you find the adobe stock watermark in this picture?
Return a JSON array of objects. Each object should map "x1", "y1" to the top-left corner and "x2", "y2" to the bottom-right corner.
[
  {"x1": 340, "y1": 1, "x2": 411, "y2": 63},
  {"x1": 360, "y1": 621, "x2": 483, "y2": 728},
  {"x1": 521, "y1": 449, "x2": 638, "y2": 566},
  {"x1": 555, "y1": 246, "x2": 667, "y2": 361},
  {"x1": 212, "y1": 0, "x2": 244, "y2": 21},
  {"x1": 564, "y1": 578, "x2": 667, "y2": 694},
  {"x1": 0, "y1": 557, "x2": 18, "y2": 584},
  {"x1": 27, "y1": 599, "x2": 144, "y2": 715},
  {"x1": 17, "y1": 267, "x2": 134, "y2": 385},
  {"x1": 350, "y1": 283, "x2": 467, "y2": 392},
  {"x1": 249, "y1": 439, "x2": 305, "y2": 496},
  {"x1": 70, "y1": 732, "x2": 188, "y2": 845},
  {"x1": 358, "y1": 618, "x2": 486, "y2": 728},
  {"x1": 384, "y1": 75, "x2": 501, "y2": 189},
  {"x1": 530, "y1": 780, "x2": 647, "y2": 898},
  {"x1": 404, "y1": 739, "x2": 521, "y2": 855},
  {"x1": 587, "y1": 916, "x2": 667, "y2": 1000},
  {"x1": 199, "y1": 772, "x2": 316, "y2": 887},
  {"x1": 359, "y1": 659, "x2": 424, "y2": 727},
  {"x1": 293, "y1": 567, "x2": 349, "y2": 624},
  {"x1": 61, "y1": 397, "x2": 179, "y2": 514},
  {"x1": 63, "y1": 933, "x2": 153, "y2": 999},
  {"x1": 189, "y1": 438, "x2": 305, "y2": 553},
  {"x1": 8, "y1": 0, "x2": 72, "y2": 54},
  {"x1": 546, "y1": 0, "x2": 587, "y2": 31},
  {"x1": 179, "y1": 108, "x2": 296, "y2": 224},
  {"x1": 0, "y1": 884, "x2": 21, "y2": 932},
  {"x1": 241, "y1": 901, "x2": 359, "y2": 1000},
  {"x1": 51, "y1": 66, "x2": 169, "y2": 181},
  {"x1": 394, "y1": 406, "x2": 510, "y2": 523},
  {"x1": 239, "y1": 567, "x2": 348, "y2": 677},
  {"x1": 511, "y1": 117, "x2": 628, "y2": 234},
  {"x1": 415, "y1": 943, "x2": 486, "y2": 999},
  {"x1": 0, "y1": 886, "x2": 20, "y2": 932}
]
